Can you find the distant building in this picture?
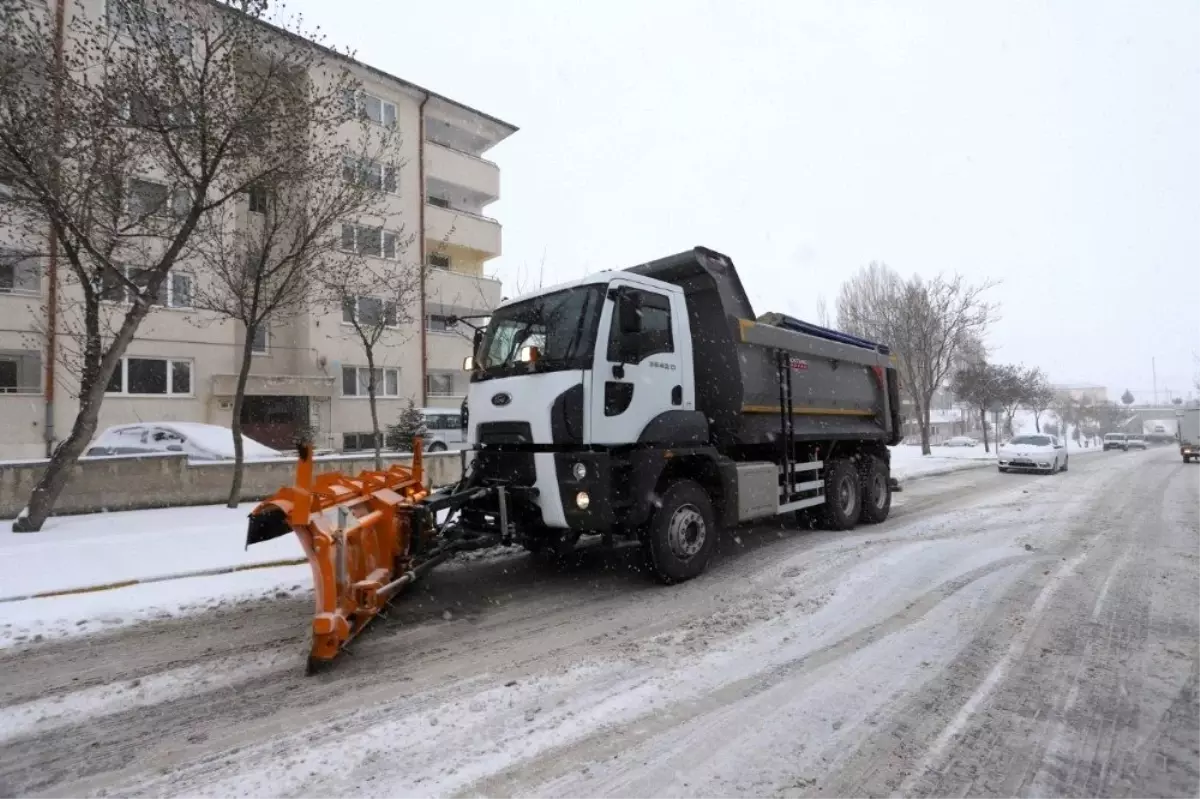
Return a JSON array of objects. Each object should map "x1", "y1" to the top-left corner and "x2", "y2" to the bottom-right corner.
[{"x1": 1051, "y1": 384, "x2": 1108, "y2": 404}]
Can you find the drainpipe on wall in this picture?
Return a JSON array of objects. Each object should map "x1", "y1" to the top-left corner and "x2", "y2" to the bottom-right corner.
[
  {"x1": 43, "y1": 0, "x2": 67, "y2": 457},
  {"x1": 417, "y1": 92, "x2": 429, "y2": 406}
]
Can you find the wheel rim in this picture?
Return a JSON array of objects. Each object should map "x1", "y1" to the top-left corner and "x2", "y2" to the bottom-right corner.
[
  {"x1": 667, "y1": 504, "x2": 706, "y2": 560},
  {"x1": 872, "y1": 474, "x2": 888, "y2": 509},
  {"x1": 838, "y1": 475, "x2": 857, "y2": 515}
]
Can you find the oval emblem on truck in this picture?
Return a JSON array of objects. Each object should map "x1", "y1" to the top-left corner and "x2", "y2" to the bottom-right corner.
[{"x1": 492, "y1": 392, "x2": 511, "y2": 407}]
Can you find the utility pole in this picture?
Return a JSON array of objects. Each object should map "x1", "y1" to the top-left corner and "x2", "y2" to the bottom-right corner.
[{"x1": 1152, "y1": 357, "x2": 1158, "y2": 405}]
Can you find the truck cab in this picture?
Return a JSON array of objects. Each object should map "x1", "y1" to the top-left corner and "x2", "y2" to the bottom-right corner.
[{"x1": 461, "y1": 271, "x2": 697, "y2": 537}]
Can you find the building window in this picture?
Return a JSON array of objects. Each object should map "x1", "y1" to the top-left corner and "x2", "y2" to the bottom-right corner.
[
  {"x1": 126, "y1": 178, "x2": 190, "y2": 218},
  {"x1": 105, "y1": 357, "x2": 192, "y2": 396},
  {"x1": 340, "y1": 365, "x2": 400, "y2": 398},
  {"x1": 342, "y1": 295, "x2": 398, "y2": 328},
  {"x1": 428, "y1": 195, "x2": 451, "y2": 209},
  {"x1": 425, "y1": 314, "x2": 457, "y2": 334},
  {"x1": 428, "y1": 253, "x2": 450, "y2": 270},
  {"x1": 0, "y1": 252, "x2": 40, "y2": 296},
  {"x1": 251, "y1": 324, "x2": 269, "y2": 354},
  {"x1": 426, "y1": 372, "x2": 456, "y2": 397},
  {"x1": 248, "y1": 185, "x2": 270, "y2": 214},
  {"x1": 343, "y1": 89, "x2": 397, "y2": 127},
  {"x1": 342, "y1": 156, "x2": 396, "y2": 193},
  {"x1": 0, "y1": 358, "x2": 16, "y2": 392},
  {"x1": 0, "y1": 351, "x2": 40, "y2": 394},
  {"x1": 339, "y1": 223, "x2": 399, "y2": 259},
  {"x1": 100, "y1": 265, "x2": 192, "y2": 308},
  {"x1": 342, "y1": 432, "x2": 381, "y2": 452}
]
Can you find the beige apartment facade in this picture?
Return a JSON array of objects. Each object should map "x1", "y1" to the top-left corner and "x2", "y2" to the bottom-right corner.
[{"x1": 0, "y1": 0, "x2": 514, "y2": 459}]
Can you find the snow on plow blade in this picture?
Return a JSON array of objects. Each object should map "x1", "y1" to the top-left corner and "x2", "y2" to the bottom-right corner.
[{"x1": 246, "y1": 442, "x2": 435, "y2": 672}]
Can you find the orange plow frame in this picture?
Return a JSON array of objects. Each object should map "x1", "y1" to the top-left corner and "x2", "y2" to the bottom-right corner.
[{"x1": 248, "y1": 442, "x2": 437, "y2": 671}]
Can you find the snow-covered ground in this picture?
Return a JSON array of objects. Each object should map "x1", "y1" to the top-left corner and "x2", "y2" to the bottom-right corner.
[
  {"x1": 1, "y1": 446, "x2": 1191, "y2": 798},
  {"x1": 0, "y1": 442, "x2": 1093, "y2": 649}
]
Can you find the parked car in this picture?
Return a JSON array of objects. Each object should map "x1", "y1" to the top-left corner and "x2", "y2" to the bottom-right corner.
[
  {"x1": 1102, "y1": 433, "x2": 1127, "y2": 451},
  {"x1": 943, "y1": 436, "x2": 978, "y2": 447},
  {"x1": 998, "y1": 434, "x2": 1069, "y2": 474},
  {"x1": 84, "y1": 422, "x2": 282, "y2": 461},
  {"x1": 1126, "y1": 436, "x2": 1148, "y2": 451},
  {"x1": 420, "y1": 408, "x2": 466, "y2": 452}
]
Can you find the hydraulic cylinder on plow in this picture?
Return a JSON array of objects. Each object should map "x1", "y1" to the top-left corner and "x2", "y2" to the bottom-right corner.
[{"x1": 246, "y1": 441, "x2": 500, "y2": 673}]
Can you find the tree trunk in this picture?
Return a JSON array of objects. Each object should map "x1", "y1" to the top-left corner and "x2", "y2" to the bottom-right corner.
[
  {"x1": 225, "y1": 329, "x2": 257, "y2": 508},
  {"x1": 1033, "y1": 409, "x2": 1041, "y2": 433},
  {"x1": 980, "y1": 407, "x2": 990, "y2": 452},
  {"x1": 918, "y1": 396, "x2": 932, "y2": 455},
  {"x1": 365, "y1": 348, "x2": 382, "y2": 470},
  {"x1": 11, "y1": 386, "x2": 105, "y2": 532}
]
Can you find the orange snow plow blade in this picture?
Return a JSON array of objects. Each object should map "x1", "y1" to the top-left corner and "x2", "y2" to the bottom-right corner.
[{"x1": 246, "y1": 441, "x2": 438, "y2": 672}]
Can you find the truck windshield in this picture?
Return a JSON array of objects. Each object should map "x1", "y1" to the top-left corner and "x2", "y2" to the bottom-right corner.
[{"x1": 472, "y1": 284, "x2": 606, "y2": 381}]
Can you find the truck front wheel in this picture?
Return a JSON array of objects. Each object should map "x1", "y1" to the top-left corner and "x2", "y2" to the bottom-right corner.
[
  {"x1": 859, "y1": 456, "x2": 891, "y2": 524},
  {"x1": 820, "y1": 459, "x2": 862, "y2": 530},
  {"x1": 644, "y1": 479, "x2": 718, "y2": 585}
]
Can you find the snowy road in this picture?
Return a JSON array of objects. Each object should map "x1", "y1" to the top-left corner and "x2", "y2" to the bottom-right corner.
[{"x1": 1, "y1": 448, "x2": 1196, "y2": 798}]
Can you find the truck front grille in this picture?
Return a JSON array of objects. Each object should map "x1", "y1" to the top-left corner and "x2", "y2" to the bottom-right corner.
[{"x1": 475, "y1": 422, "x2": 536, "y2": 486}]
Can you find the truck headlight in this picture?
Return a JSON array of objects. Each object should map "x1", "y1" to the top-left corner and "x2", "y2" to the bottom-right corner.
[
  {"x1": 572, "y1": 462, "x2": 588, "y2": 480},
  {"x1": 575, "y1": 491, "x2": 590, "y2": 510}
]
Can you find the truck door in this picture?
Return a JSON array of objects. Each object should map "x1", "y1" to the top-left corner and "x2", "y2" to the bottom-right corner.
[{"x1": 589, "y1": 281, "x2": 689, "y2": 445}]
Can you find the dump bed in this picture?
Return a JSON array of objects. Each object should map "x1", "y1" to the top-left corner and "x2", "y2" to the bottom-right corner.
[{"x1": 627, "y1": 247, "x2": 903, "y2": 452}]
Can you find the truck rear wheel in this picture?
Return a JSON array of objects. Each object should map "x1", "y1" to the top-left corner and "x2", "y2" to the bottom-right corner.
[
  {"x1": 644, "y1": 479, "x2": 717, "y2": 585},
  {"x1": 819, "y1": 459, "x2": 862, "y2": 530},
  {"x1": 859, "y1": 456, "x2": 891, "y2": 524}
]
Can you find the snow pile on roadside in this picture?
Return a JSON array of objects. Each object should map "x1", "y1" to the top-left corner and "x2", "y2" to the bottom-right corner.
[
  {"x1": 889, "y1": 444, "x2": 995, "y2": 481},
  {"x1": 0, "y1": 504, "x2": 310, "y2": 649},
  {"x1": 0, "y1": 504, "x2": 303, "y2": 599}
]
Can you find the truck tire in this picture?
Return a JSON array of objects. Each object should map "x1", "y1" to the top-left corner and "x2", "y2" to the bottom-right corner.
[
  {"x1": 859, "y1": 456, "x2": 891, "y2": 524},
  {"x1": 644, "y1": 479, "x2": 718, "y2": 585},
  {"x1": 819, "y1": 459, "x2": 862, "y2": 530}
]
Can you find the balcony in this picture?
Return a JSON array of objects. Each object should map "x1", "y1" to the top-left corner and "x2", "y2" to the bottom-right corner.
[
  {"x1": 425, "y1": 202, "x2": 501, "y2": 259},
  {"x1": 425, "y1": 142, "x2": 499, "y2": 202},
  {"x1": 426, "y1": 268, "x2": 501, "y2": 313}
]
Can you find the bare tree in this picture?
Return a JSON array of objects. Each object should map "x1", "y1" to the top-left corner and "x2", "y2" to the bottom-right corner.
[
  {"x1": 997, "y1": 365, "x2": 1035, "y2": 438},
  {"x1": 188, "y1": 121, "x2": 398, "y2": 506},
  {"x1": 814, "y1": 293, "x2": 832, "y2": 328},
  {"x1": 1, "y1": 0, "x2": 364, "y2": 530},
  {"x1": 311, "y1": 235, "x2": 423, "y2": 469},
  {"x1": 1024, "y1": 370, "x2": 1056, "y2": 433},
  {"x1": 951, "y1": 362, "x2": 1001, "y2": 452},
  {"x1": 838, "y1": 263, "x2": 996, "y2": 455}
]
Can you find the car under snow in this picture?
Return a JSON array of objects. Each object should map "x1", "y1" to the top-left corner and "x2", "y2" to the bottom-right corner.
[{"x1": 84, "y1": 422, "x2": 282, "y2": 462}]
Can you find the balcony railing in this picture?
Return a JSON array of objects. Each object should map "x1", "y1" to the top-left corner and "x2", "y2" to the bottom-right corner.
[
  {"x1": 424, "y1": 141, "x2": 500, "y2": 200},
  {"x1": 425, "y1": 202, "x2": 501, "y2": 257}
]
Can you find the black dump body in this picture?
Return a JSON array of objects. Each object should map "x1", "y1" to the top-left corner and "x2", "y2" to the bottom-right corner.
[{"x1": 626, "y1": 247, "x2": 903, "y2": 454}]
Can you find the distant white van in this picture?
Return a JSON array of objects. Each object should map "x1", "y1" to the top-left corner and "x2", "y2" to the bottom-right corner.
[{"x1": 421, "y1": 408, "x2": 465, "y2": 452}]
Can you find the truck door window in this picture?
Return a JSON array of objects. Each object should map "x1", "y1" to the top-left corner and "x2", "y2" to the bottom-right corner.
[{"x1": 607, "y1": 289, "x2": 673, "y2": 362}]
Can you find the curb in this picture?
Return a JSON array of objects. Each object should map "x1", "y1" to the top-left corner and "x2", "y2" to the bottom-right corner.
[{"x1": 0, "y1": 557, "x2": 308, "y2": 605}]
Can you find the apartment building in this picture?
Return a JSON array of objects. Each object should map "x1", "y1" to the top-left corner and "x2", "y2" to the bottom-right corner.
[{"x1": 0, "y1": 0, "x2": 515, "y2": 459}]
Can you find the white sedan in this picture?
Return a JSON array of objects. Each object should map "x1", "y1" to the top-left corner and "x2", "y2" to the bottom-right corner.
[
  {"x1": 943, "y1": 436, "x2": 978, "y2": 447},
  {"x1": 997, "y1": 434, "x2": 1069, "y2": 474}
]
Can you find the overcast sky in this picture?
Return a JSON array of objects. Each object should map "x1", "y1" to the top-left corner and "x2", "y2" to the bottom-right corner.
[{"x1": 292, "y1": 0, "x2": 1200, "y2": 402}]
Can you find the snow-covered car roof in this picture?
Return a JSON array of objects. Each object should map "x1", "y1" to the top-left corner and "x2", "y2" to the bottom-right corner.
[{"x1": 89, "y1": 422, "x2": 281, "y2": 461}]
